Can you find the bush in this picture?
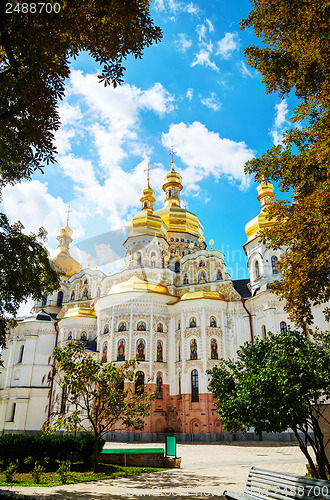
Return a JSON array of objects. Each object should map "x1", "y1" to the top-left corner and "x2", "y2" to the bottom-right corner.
[
  {"x1": 31, "y1": 464, "x2": 45, "y2": 484},
  {"x1": 56, "y1": 460, "x2": 70, "y2": 484},
  {"x1": 4, "y1": 461, "x2": 18, "y2": 482}
]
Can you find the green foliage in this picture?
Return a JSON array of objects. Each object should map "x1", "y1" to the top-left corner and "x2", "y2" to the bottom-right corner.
[
  {"x1": 31, "y1": 463, "x2": 45, "y2": 484},
  {"x1": 4, "y1": 460, "x2": 18, "y2": 482},
  {"x1": 241, "y1": 1, "x2": 330, "y2": 329},
  {"x1": 45, "y1": 342, "x2": 155, "y2": 472},
  {"x1": 208, "y1": 329, "x2": 330, "y2": 479},
  {"x1": 56, "y1": 460, "x2": 71, "y2": 484},
  {"x1": 0, "y1": 433, "x2": 99, "y2": 468}
]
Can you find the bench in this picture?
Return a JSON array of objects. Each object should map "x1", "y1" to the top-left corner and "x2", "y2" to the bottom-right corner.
[
  {"x1": 99, "y1": 447, "x2": 181, "y2": 468},
  {"x1": 224, "y1": 467, "x2": 330, "y2": 500}
]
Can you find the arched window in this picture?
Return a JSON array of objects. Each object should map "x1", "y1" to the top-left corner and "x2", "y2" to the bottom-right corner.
[
  {"x1": 280, "y1": 321, "x2": 287, "y2": 334},
  {"x1": 150, "y1": 252, "x2": 156, "y2": 268},
  {"x1": 175, "y1": 261, "x2": 180, "y2": 273},
  {"x1": 116, "y1": 379, "x2": 124, "y2": 392},
  {"x1": 18, "y1": 345, "x2": 24, "y2": 364},
  {"x1": 271, "y1": 256, "x2": 279, "y2": 275},
  {"x1": 254, "y1": 260, "x2": 260, "y2": 279},
  {"x1": 135, "y1": 371, "x2": 145, "y2": 394},
  {"x1": 191, "y1": 370, "x2": 199, "y2": 402},
  {"x1": 70, "y1": 290, "x2": 75, "y2": 301},
  {"x1": 57, "y1": 291, "x2": 64, "y2": 307},
  {"x1": 137, "y1": 252, "x2": 142, "y2": 267},
  {"x1": 261, "y1": 324, "x2": 267, "y2": 339}
]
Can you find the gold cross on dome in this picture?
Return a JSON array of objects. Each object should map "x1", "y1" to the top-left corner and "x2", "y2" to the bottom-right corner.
[
  {"x1": 65, "y1": 205, "x2": 72, "y2": 225},
  {"x1": 168, "y1": 146, "x2": 177, "y2": 170},
  {"x1": 144, "y1": 162, "x2": 155, "y2": 187}
]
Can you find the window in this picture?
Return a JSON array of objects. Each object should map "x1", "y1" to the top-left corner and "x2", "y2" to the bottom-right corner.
[
  {"x1": 261, "y1": 324, "x2": 267, "y2": 339},
  {"x1": 174, "y1": 261, "x2": 180, "y2": 273},
  {"x1": 57, "y1": 291, "x2": 64, "y2": 307},
  {"x1": 150, "y1": 252, "x2": 156, "y2": 267},
  {"x1": 280, "y1": 321, "x2": 287, "y2": 334},
  {"x1": 191, "y1": 370, "x2": 199, "y2": 402},
  {"x1": 271, "y1": 256, "x2": 279, "y2": 275},
  {"x1": 135, "y1": 371, "x2": 145, "y2": 394},
  {"x1": 254, "y1": 260, "x2": 260, "y2": 279},
  {"x1": 18, "y1": 345, "x2": 24, "y2": 364},
  {"x1": 137, "y1": 252, "x2": 142, "y2": 267},
  {"x1": 9, "y1": 403, "x2": 16, "y2": 422}
]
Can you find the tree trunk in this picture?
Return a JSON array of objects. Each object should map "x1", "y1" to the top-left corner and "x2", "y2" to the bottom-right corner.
[
  {"x1": 93, "y1": 437, "x2": 99, "y2": 473},
  {"x1": 292, "y1": 427, "x2": 319, "y2": 479}
]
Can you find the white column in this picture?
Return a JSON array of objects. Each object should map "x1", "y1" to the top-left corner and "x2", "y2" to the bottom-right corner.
[{"x1": 149, "y1": 304, "x2": 153, "y2": 379}]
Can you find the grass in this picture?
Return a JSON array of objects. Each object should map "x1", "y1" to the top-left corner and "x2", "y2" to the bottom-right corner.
[{"x1": 0, "y1": 463, "x2": 167, "y2": 487}]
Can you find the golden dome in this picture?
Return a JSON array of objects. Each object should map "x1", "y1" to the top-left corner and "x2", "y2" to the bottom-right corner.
[
  {"x1": 50, "y1": 221, "x2": 82, "y2": 277},
  {"x1": 59, "y1": 224, "x2": 73, "y2": 238},
  {"x1": 62, "y1": 306, "x2": 96, "y2": 319},
  {"x1": 245, "y1": 181, "x2": 277, "y2": 241},
  {"x1": 181, "y1": 290, "x2": 226, "y2": 301},
  {"x1": 128, "y1": 182, "x2": 167, "y2": 237},
  {"x1": 109, "y1": 275, "x2": 171, "y2": 296},
  {"x1": 51, "y1": 250, "x2": 82, "y2": 277},
  {"x1": 154, "y1": 206, "x2": 204, "y2": 238}
]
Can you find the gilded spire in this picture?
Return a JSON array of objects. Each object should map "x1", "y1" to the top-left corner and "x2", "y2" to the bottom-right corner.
[
  {"x1": 168, "y1": 146, "x2": 177, "y2": 172},
  {"x1": 163, "y1": 147, "x2": 182, "y2": 208},
  {"x1": 257, "y1": 179, "x2": 276, "y2": 210},
  {"x1": 244, "y1": 180, "x2": 277, "y2": 241}
]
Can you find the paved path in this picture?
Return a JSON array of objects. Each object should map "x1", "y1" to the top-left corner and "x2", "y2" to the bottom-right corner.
[{"x1": 0, "y1": 441, "x2": 309, "y2": 499}]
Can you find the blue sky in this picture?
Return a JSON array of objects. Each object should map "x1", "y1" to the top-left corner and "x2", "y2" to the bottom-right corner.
[{"x1": 2, "y1": 0, "x2": 294, "y2": 281}]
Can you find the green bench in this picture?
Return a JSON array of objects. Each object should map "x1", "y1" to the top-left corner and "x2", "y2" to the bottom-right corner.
[{"x1": 101, "y1": 448, "x2": 164, "y2": 455}]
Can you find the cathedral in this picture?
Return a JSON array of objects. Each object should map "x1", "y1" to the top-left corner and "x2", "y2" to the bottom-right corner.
[{"x1": 0, "y1": 158, "x2": 328, "y2": 441}]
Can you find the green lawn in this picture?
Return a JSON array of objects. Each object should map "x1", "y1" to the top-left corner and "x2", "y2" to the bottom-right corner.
[{"x1": 0, "y1": 463, "x2": 167, "y2": 487}]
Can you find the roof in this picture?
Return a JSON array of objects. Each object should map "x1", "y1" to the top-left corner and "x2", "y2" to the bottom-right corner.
[{"x1": 232, "y1": 279, "x2": 251, "y2": 299}]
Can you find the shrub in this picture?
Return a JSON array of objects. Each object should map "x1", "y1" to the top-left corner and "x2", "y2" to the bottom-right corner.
[
  {"x1": 56, "y1": 460, "x2": 71, "y2": 484},
  {"x1": 4, "y1": 461, "x2": 18, "y2": 482},
  {"x1": 31, "y1": 463, "x2": 45, "y2": 484}
]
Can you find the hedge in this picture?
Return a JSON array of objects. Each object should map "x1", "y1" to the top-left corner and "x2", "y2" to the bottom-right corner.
[{"x1": 0, "y1": 434, "x2": 105, "y2": 468}]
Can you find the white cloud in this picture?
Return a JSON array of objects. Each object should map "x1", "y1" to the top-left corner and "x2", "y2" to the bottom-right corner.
[
  {"x1": 240, "y1": 61, "x2": 256, "y2": 78},
  {"x1": 58, "y1": 102, "x2": 83, "y2": 125},
  {"x1": 186, "y1": 88, "x2": 193, "y2": 101},
  {"x1": 1, "y1": 180, "x2": 85, "y2": 248},
  {"x1": 191, "y1": 50, "x2": 219, "y2": 72},
  {"x1": 154, "y1": 0, "x2": 199, "y2": 15},
  {"x1": 176, "y1": 33, "x2": 192, "y2": 52},
  {"x1": 270, "y1": 100, "x2": 290, "y2": 145},
  {"x1": 54, "y1": 128, "x2": 75, "y2": 155},
  {"x1": 216, "y1": 32, "x2": 239, "y2": 59},
  {"x1": 162, "y1": 122, "x2": 254, "y2": 190},
  {"x1": 205, "y1": 19, "x2": 214, "y2": 33},
  {"x1": 201, "y1": 92, "x2": 221, "y2": 111}
]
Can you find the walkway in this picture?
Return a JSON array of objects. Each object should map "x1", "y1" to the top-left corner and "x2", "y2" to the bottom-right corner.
[{"x1": 0, "y1": 441, "x2": 309, "y2": 499}]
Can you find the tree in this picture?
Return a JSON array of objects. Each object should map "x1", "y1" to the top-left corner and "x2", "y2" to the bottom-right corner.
[
  {"x1": 0, "y1": 215, "x2": 60, "y2": 352},
  {"x1": 241, "y1": 1, "x2": 330, "y2": 330},
  {"x1": 44, "y1": 342, "x2": 155, "y2": 472},
  {"x1": 207, "y1": 329, "x2": 330, "y2": 479},
  {"x1": 0, "y1": 0, "x2": 162, "y2": 350}
]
